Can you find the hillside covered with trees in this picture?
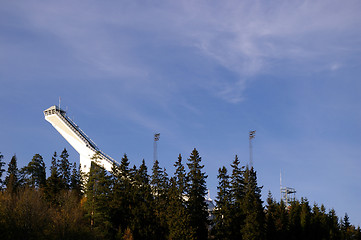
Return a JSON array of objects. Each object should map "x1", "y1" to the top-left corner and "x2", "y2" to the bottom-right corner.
[{"x1": 0, "y1": 149, "x2": 360, "y2": 240}]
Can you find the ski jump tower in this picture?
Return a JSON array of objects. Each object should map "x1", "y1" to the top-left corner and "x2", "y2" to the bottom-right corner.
[{"x1": 44, "y1": 105, "x2": 118, "y2": 173}]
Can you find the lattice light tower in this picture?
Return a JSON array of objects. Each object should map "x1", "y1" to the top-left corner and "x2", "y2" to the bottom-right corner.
[{"x1": 44, "y1": 105, "x2": 119, "y2": 173}]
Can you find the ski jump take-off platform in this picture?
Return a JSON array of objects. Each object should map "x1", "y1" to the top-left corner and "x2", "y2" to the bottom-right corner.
[{"x1": 44, "y1": 105, "x2": 119, "y2": 173}]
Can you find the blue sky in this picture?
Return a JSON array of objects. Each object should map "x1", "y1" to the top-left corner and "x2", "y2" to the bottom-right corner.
[{"x1": 1, "y1": 0, "x2": 361, "y2": 225}]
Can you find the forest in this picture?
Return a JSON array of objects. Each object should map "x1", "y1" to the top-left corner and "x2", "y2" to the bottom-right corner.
[{"x1": 0, "y1": 148, "x2": 360, "y2": 240}]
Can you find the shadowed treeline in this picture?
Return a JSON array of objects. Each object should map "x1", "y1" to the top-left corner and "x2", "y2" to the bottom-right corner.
[{"x1": 0, "y1": 150, "x2": 360, "y2": 240}]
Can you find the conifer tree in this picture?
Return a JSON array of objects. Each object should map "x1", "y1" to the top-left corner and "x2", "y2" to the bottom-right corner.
[
  {"x1": 241, "y1": 166, "x2": 265, "y2": 240},
  {"x1": 265, "y1": 193, "x2": 289, "y2": 239},
  {"x1": 328, "y1": 209, "x2": 341, "y2": 240},
  {"x1": 70, "y1": 162, "x2": 82, "y2": 197},
  {"x1": 19, "y1": 153, "x2": 46, "y2": 188},
  {"x1": 109, "y1": 161, "x2": 121, "y2": 238},
  {"x1": 230, "y1": 155, "x2": 245, "y2": 239},
  {"x1": 45, "y1": 151, "x2": 62, "y2": 204},
  {"x1": 300, "y1": 198, "x2": 311, "y2": 239},
  {"x1": 151, "y1": 160, "x2": 169, "y2": 240},
  {"x1": 275, "y1": 200, "x2": 289, "y2": 239},
  {"x1": 265, "y1": 192, "x2": 277, "y2": 240},
  {"x1": 341, "y1": 213, "x2": 352, "y2": 240},
  {"x1": 288, "y1": 200, "x2": 302, "y2": 240},
  {"x1": 151, "y1": 160, "x2": 162, "y2": 198},
  {"x1": 59, "y1": 148, "x2": 71, "y2": 189},
  {"x1": 213, "y1": 166, "x2": 233, "y2": 240},
  {"x1": 167, "y1": 177, "x2": 194, "y2": 240},
  {"x1": 319, "y1": 204, "x2": 329, "y2": 239},
  {"x1": 230, "y1": 155, "x2": 244, "y2": 201},
  {"x1": 342, "y1": 213, "x2": 351, "y2": 230},
  {"x1": 174, "y1": 154, "x2": 187, "y2": 195},
  {"x1": 166, "y1": 154, "x2": 194, "y2": 240},
  {"x1": 84, "y1": 159, "x2": 112, "y2": 239},
  {"x1": 110, "y1": 154, "x2": 133, "y2": 237},
  {"x1": 131, "y1": 160, "x2": 156, "y2": 240},
  {"x1": 186, "y1": 148, "x2": 209, "y2": 240},
  {"x1": 5, "y1": 154, "x2": 19, "y2": 193},
  {"x1": 151, "y1": 160, "x2": 169, "y2": 197},
  {"x1": 311, "y1": 203, "x2": 329, "y2": 240}
]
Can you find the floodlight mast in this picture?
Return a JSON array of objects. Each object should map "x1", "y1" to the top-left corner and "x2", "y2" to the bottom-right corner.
[
  {"x1": 249, "y1": 130, "x2": 256, "y2": 168},
  {"x1": 154, "y1": 133, "x2": 160, "y2": 162}
]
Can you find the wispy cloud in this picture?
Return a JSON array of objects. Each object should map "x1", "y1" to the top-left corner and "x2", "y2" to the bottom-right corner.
[
  {"x1": 329, "y1": 63, "x2": 342, "y2": 71},
  {"x1": 2, "y1": 0, "x2": 361, "y2": 104}
]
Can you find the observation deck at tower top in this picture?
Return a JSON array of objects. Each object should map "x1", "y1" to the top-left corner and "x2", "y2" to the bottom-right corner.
[
  {"x1": 44, "y1": 105, "x2": 99, "y2": 151},
  {"x1": 44, "y1": 105, "x2": 118, "y2": 173}
]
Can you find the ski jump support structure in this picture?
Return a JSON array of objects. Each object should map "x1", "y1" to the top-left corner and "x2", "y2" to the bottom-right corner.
[{"x1": 44, "y1": 105, "x2": 118, "y2": 173}]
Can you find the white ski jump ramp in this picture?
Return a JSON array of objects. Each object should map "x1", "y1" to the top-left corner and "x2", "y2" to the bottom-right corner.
[{"x1": 44, "y1": 105, "x2": 118, "y2": 173}]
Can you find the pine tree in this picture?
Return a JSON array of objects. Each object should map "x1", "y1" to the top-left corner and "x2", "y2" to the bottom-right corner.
[
  {"x1": 342, "y1": 213, "x2": 351, "y2": 230},
  {"x1": 230, "y1": 155, "x2": 245, "y2": 239},
  {"x1": 240, "y1": 166, "x2": 265, "y2": 240},
  {"x1": 45, "y1": 151, "x2": 62, "y2": 205},
  {"x1": 341, "y1": 213, "x2": 352, "y2": 240},
  {"x1": 167, "y1": 177, "x2": 194, "y2": 240},
  {"x1": 84, "y1": 159, "x2": 112, "y2": 239},
  {"x1": 327, "y1": 209, "x2": 341, "y2": 240},
  {"x1": 165, "y1": 154, "x2": 194, "y2": 240},
  {"x1": 319, "y1": 204, "x2": 329, "y2": 239},
  {"x1": 288, "y1": 200, "x2": 302, "y2": 240},
  {"x1": 299, "y1": 198, "x2": 311, "y2": 239},
  {"x1": 230, "y1": 155, "x2": 244, "y2": 201},
  {"x1": 5, "y1": 154, "x2": 19, "y2": 193},
  {"x1": 58, "y1": 148, "x2": 71, "y2": 190},
  {"x1": 174, "y1": 154, "x2": 187, "y2": 195},
  {"x1": 110, "y1": 154, "x2": 133, "y2": 237},
  {"x1": 151, "y1": 160, "x2": 169, "y2": 240},
  {"x1": 131, "y1": 160, "x2": 157, "y2": 240},
  {"x1": 19, "y1": 154, "x2": 46, "y2": 188},
  {"x1": 186, "y1": 148, "x2": 209, "y2": 240},
  {"x1": 265, "y1": 192, "x2": 277, "y2": 240},
  {"x1": 70, "y1": 162, "x2": 82, "y2": 198},
  {"x1": 275, "y1": 200, "x2": 289, "y2": 239},
  {"x1": 311, "y1": 203, "x2": 329, "y2": 240},
  {"x1": 213, "y1": 166, "x2": 233, "y2": 240}
]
